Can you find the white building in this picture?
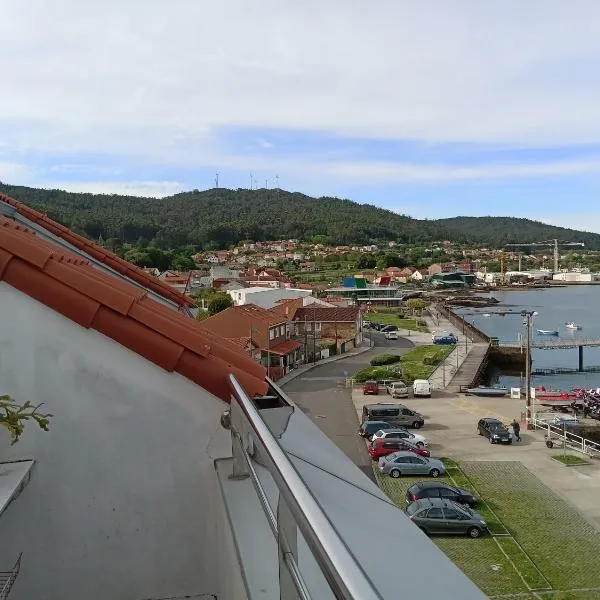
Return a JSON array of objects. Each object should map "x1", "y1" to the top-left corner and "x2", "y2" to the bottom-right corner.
[
  {"x1": 227, "y1": 286, "x2": 313, "y2": 309},
  {"x1": 553, "y1": 271, "x2": 594, "y2": 282}
]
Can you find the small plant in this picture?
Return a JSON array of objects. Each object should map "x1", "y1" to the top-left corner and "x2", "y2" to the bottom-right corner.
[
  {"x1": 551, "y1": 454, "x2": 589, "y2": 466},
  {"x1": 370, "y1": 353, "x2": 401, "y2": 367},
  {"x1": 0, "y1": 394, "x2": 53, "y2": 445}
]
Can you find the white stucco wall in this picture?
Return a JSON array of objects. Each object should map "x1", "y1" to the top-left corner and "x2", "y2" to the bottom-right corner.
[
  {"x1": 227, "y1": 287, "x2": 312, "y2": 309},
  {"x1": 0, "y1": 283, "x2": 233, "y2": 600}
]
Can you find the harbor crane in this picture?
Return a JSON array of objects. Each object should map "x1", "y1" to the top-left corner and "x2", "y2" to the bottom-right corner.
[{"x1": 504, "y1": 239, "x2": 585, "y2": 275}]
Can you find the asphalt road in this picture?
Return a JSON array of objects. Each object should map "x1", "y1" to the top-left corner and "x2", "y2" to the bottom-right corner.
[{"x1": 283, "y1": 332, "x2": 414, "y2": 479}]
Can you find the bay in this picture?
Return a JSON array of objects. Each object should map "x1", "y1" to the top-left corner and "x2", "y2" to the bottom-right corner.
[{"x1": 455, "y1": 286, "x2": 600, "y2": 390}]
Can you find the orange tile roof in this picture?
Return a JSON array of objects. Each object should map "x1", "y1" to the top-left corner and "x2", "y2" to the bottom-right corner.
[
  {"x1": 0, "y1": 217, "x2": 267, "y2": 401},
  {"x1": 269, "y1": 340, "x2": 302, "y2": 356},
  {"x1": 0, "y1": 193, "x2": 194, "y2": 307},
  {"x1": 198, "y1": 304, "x2": 286, "y2": 350}
]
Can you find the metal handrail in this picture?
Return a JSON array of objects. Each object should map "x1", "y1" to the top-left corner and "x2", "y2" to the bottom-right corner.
[{"x1": 228, "y1": 374, "x2": 382, "y2": 600}]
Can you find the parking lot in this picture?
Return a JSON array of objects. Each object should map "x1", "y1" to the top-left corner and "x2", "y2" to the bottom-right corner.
[{"x1": 355, "y1": 386, "x2": 600, "y2": 598}]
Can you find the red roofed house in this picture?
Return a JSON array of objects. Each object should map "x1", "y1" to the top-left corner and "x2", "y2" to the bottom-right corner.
[
  {"x1": 198, "y1": 304, "x2": 303, "y2": 379},
  {"x1": 292, "y1": 306, "x2": 363, "y2": 355},
  {"x1": 0, "y1": 194, "x2": 488, "y2": 599}
]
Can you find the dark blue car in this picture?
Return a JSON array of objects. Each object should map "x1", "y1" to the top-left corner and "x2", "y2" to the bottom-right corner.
[{"x1": 433, "y1": 335, "x2": 457, "y2": 345}]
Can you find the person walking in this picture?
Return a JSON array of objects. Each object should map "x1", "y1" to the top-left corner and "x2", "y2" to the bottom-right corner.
[{"x1": 511, "y1": 419, "x2": 521, "y2": 442}]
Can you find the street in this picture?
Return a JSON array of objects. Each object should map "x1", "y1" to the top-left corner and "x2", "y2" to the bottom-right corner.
[{"x1": 283, "y1": 332, "x2": 414, "y2": 479}]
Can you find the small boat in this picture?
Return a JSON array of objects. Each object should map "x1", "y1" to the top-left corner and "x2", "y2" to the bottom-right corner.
[
  {"x1": 482, "y1": 313, "x2": 491, "y2": 318},
  {"x1": 565, "y1": 322, "x2": 582, "y2": 330},
  {"x1": 537, "y1": 329, "x2": 559, "y2": 336},
  {"x1": 465, "y1": 385, "x2": 509, "y2": 397}
]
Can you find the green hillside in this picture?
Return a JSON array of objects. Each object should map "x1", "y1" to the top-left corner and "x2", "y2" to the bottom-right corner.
[{"x1": 1, "y1": 182, "x2": 598, "y2": 250}]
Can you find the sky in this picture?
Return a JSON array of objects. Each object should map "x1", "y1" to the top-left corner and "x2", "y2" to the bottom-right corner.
[{"x1": 2, "y1": 1, "x2": 600, "y2": 231}]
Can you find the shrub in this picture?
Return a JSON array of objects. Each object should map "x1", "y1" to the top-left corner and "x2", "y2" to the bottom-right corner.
[
  {"x1": 354, "y1": 365, "x2": 403, "y2": 383},
  {"x1": 370, "y1": 354, "x2": 401, "y2": 367},
  {"x1": 422, "y1": 353, "x2": 438, "y2": 366}
]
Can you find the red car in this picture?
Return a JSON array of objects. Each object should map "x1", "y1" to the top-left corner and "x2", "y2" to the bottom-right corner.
[
  {"x1": 362, "y1": 380, "x2": 379, "y2": 395},
  {"x1": 368, "y1": 438, "x2": 431, "y2": 460}
]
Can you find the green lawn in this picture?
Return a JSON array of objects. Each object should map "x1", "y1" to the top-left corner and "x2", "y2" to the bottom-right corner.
[
  {"x1": 367, "y1": 311, "x2": 429, "y2": 332},
  {"x1": 354, "y1": 344, "x2": 453, "y2": 383},
  {"x1": 374, "y1": 460, "x2": 600, "y2": 599},
  {"x1": 551, "y1": 454, "x2": 590, "y2": 466}
]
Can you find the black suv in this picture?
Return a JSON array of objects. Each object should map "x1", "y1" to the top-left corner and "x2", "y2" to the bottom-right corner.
[
  {"x1": 358, "y1": 420, "x2": 393, "y2": 440},
  {"x1": 477, "y1": 418, "x2": 512, "y2": 444},
  {"x1": 405, "y1": 481, "x2": 479, "y2": 507}
]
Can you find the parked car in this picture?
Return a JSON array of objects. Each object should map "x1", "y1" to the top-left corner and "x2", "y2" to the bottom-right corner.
[
  {"x1": 358, "y1": 420, "x2": 394, "y2": 440},
  {"x1": 431, "y1": 331, "x2": 452, "y2": 341},
  {"x1": 477, "y1": 418, "x2": 513, "y2": 444},
  {"x1": 381, "y1": 325, "x2": 398, "y2": 332},
  {"x1": 405, "y1": 498, "x2": 487, "y2": 538},
  {"x1": 413, "y1": 379, "x2": 432, "y2": 398},
  {"x1": 369, "y1": 438, "x2": 430, "y2": 460},
  {"x1": 433, "y1": 334, "x2": 458, "y2": 345},
  {"x1": 405, "y1": 481, "x2": 479, "y2": 507},
  {"x1": 372, "y1": 428, "x2": 428, "y2": 447},
  {"x1": 378, "y1": 451, "x2": 445, "y2": 478},
  {"x1": 362, "y1": 403, "x2": 425, "y2": 429},
  {"x1": 362, "y1": 380, "x2": 379, "y2": 395},
  {"x1": 386, "y1": 381, "x2": 409, "y2": 398},
  {"x1": 384, "y1": 331, "x2": 399, "y2": 340}
]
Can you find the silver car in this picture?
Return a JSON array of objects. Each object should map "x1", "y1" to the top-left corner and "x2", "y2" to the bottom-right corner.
[
  {"x1": 406, "y1": 498, "x2": 487, "y2": 538},
  {"x1": 378, "y1": 451, "x2": 445, "y2": 478}
]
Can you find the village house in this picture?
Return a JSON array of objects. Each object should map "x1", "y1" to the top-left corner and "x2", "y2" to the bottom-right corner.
[
  {"x1": 198, "y1": 304, "x2": 302, "y2": 379},
  {"x1": 292, "y1": 306, "x2": 363, "y2": 354}
]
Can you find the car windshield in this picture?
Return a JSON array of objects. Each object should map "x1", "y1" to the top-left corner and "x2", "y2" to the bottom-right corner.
[
  {"x1": 406, "y1": 503, "x2": 421, "y2": 516},
  {"x1": 488, "y1": 422, "x2": 505, "y2": 430}
]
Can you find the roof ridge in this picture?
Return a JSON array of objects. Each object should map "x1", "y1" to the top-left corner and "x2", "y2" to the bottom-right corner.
[{"x1": 0, "y1": 193, "x2": 194, "y2": 307}]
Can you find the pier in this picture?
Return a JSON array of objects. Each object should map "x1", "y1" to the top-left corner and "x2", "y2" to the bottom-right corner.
[{"x1": 501, "y1": 338, "x2": 600, "y2": 372}]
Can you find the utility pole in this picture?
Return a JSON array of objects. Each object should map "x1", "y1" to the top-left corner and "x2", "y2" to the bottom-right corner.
[
  {"x1": 521, "y1": 310, "x2": 537, "y2": 428},
  {"x1": 215, "y1": 171, "x2": 219, "y2": 188}
]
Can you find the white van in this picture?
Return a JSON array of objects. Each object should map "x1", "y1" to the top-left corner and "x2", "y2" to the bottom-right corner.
[{"x1": 413, "y1": 379, "x2": 432, "y2": 398}]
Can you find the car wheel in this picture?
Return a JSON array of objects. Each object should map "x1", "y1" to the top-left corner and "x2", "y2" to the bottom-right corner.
[
  {"x1": 429, "y1": 468, "x2": 441, "y2": 478},
  {"x1": 390, "y1": 469, "x2": 401, "y2": 478},
  {"x1": 507, "y1": 439, "x2": 513, "y2": 445},
  {"x1": 412, "y1": 421, "x2": 422, "y2": 429},
  {"x1": 416, "y1": 441, "x2": 425, "y2": 448},
  {"x1": 477, "y1": 428, "x2": 483, "y2": 436},
  {"x1": 467, "y1": 527, "x2": 482, "y2": 539}
]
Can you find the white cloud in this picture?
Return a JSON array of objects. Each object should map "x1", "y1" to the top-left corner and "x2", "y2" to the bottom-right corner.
[
  {"x1": 0, "y1": 162, "x2": 30, "y2": 182},
  {"x1": 34, "y1": 180, "x2": 185, "y2": 198},
  {"x1": 2, "y1": 0, "x2": 600, "y2": 162}
]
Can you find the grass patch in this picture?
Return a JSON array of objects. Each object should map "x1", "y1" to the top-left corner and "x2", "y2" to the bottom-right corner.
[
  {"x1": 551, "y1": 454, "x2": 590, "y2": 466},
  {"x1": 461, "y1": 462, "x2": 600, "y2": 590},
  {"x1": 375, "y1": 459, "x2": 600, "y2": 597},
  {"x1": 367, "y1": 311, "x2": 428, "y2": 332},
  {"x1": 354, "y1": 344, "x2": 453, "y2": 383}
]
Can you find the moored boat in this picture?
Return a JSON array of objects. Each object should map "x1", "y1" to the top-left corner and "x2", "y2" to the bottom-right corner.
[
  {"x1": 537, "y1": 329, "x2": 559, "y2": 336},
  {"x1": 465, "y1": 385, "x2": 509, "y2": 397},
  {"x1": 565, "y1": 322, "x2": 582, "y2": 330}
]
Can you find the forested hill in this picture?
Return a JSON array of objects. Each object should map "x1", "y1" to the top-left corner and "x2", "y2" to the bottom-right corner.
[
  {"x1": 1, "y1": 182, "x2": 599, "y2": 249},
  {"x1": 434, "y1": 217, "x2": 599, "y2": 249}
]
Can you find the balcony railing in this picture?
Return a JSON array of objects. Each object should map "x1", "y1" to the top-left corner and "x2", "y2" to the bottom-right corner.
[
  {"x1": 227, "y1": 374, "x2": 382, "y2": 600},
  {"x1": 0, "y1": 553, "x2": 22, "y2": 599}
]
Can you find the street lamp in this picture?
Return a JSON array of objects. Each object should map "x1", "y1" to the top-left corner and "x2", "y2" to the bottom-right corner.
[{"x1": 521, "y1": 310, "x2": 538, "y2": 428}]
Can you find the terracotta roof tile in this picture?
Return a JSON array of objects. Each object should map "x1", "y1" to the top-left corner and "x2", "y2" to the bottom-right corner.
[
  {"x1": 0, "y1": 216, "x2": 267, "y2": 401},
  {"x1": 0, "y1": 193, "x2": 194, "y2": 307},
  {"x1": 269, "y1": 340, "x2": 302, "y2": 356}
]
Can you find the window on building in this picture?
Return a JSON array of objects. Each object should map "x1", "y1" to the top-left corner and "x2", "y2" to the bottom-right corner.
[{"x1": 269, "y1": 328, "x2": 275, "y2": 340}]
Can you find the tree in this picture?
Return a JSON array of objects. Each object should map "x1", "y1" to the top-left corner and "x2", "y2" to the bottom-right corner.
[
  {"x1": 356, "y1": 255, "x2": 376, "y2": 269},
  {"x1": 404, "y1": 298, "x2": 426, "y2": 314},
  {"x1": 1, "y1": 395, "x2": 52, "y2": 445},
  {"x1": 208, "y1": 293, "x2": 233, "y2": 315}
]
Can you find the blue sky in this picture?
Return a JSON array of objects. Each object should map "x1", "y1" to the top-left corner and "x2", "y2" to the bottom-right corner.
[{"x1": 2, "y1": 0, "x2": 600, "y2": 231}]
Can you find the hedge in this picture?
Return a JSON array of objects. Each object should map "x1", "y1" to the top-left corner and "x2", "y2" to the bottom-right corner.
[
  {"x1": 370, "y1": 354, "x2": 401, "y2": 367},
  {"x1": 354, "y1": 365, "x2": 403, "y2": 383}
]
